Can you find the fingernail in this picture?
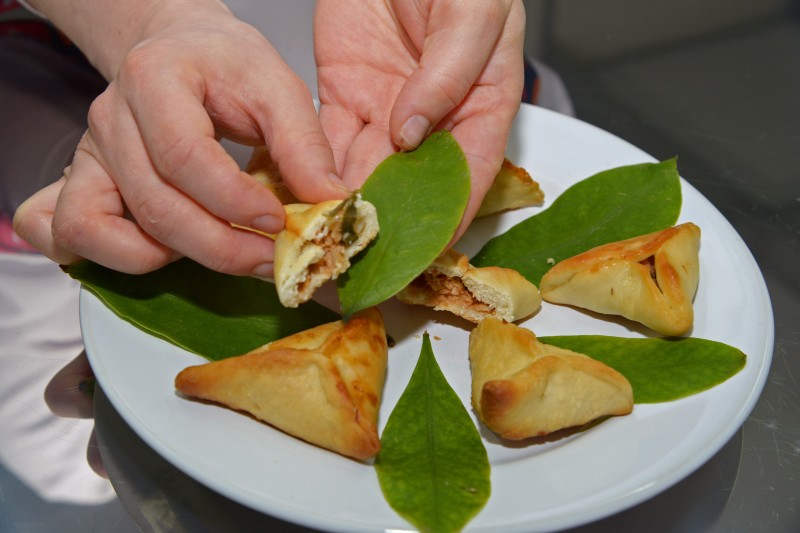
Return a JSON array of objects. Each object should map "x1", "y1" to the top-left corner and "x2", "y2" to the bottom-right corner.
[
  {"x1": 252, "y1": 214, "x2": 283, "y2": 234},
  {"x1": 252, "y1": 262, "x2": 274, "y2": 279},
  {"x1": 399, "y1": 115, "x2": 431, "y2": 150}
]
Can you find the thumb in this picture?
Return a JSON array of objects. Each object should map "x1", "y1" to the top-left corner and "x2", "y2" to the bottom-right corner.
[{"x1": 389, "y1": 2, "x2": 513, "y2": 150}]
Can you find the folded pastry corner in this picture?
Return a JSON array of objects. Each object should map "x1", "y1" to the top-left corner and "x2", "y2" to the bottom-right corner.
[
  {"x1": 175, "y1": 307, "x2": 388, "y2": 461},
  {"x1": 396, "y1": 249, "x2": 541, "y2": 323},
  {"x1": 274, "y1": 193, "x2": 378, "y2": 308},
  {"x1": 469, "y1": 318, "x2": 633, "y2": 439},
  {"x1": 246, "y1": 145, "x2": 299, "y2": 205},
  {"x1": 476, "y1": 158, "x2": 544, "y2": 218},
  {"x1": 540, "y1": 223, "x2": 701, "y2": 336}
]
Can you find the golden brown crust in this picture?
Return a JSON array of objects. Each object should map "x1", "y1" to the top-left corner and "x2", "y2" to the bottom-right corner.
[
  {"x1": 175, "y1": 307, "x2": 388, "y2": 460},
  {"x1": 396, "y1": 249, "x2": 541, "y2": 323},
  {"x1": 540, "y1": 223, "x2": 701, "y2": 336},
  {"x1": 476, "y1": 158, "x2": 545, "y2": 218},
  {"x1": 468, "y1": 318, "x2": 633, "y2": 439}
]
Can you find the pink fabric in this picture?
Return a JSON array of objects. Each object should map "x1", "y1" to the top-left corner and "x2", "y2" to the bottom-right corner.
[{"x1": 0, "y1": 214, "x2": 37, "y2": 253}]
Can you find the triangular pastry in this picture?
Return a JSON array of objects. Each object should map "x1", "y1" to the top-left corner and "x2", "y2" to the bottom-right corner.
[
  {"x1": 175, "y1": 307, "x2": 388, "y2": 460},
  {"x1": 540, "y1": 223, "x2": 701, "y2": 336},
  {"x1": 396, "y1": 249, "x2": 541, "y2": 323},
  {"x1": 469, "y1": 318, "x2": 633, "y2": 439},
  {"x1": 274, "y1": 193, "x2": 378, "y2": 308},
  {"x1": 476, "y1": 158, "x2": 544, "y2": 218}
]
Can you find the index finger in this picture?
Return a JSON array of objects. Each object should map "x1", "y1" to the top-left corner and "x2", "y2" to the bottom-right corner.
[
  {"x1": 389, "y1": 1, "x2": 520, "y2": 150},
  {"x1": 117, "y1": 66, "x2": 288, "y2": 235}
]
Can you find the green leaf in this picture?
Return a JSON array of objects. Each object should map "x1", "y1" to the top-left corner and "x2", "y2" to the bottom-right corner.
[
  {"x1": 67, "y1": 259, "x2": 340, "y2": 361},
  {"x1": 471, "y1": 159, "x2": 682, "y2": 284},
  {"x1": 376, "y1": 333, "x2": 490, "y2": 533},
  {"x1": 337, "y1": 131, "x2": 470, "y2": 317},
  {"x1": 540, "y1": 336, "x2": 746, "y2": 404}
]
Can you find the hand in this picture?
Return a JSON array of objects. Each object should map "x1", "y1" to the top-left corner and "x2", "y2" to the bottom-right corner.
[
  {"x1": 315, "y1": 0, "x2": 525, "y2": 241},
  {"x1": 14, "y1": 0, "x2": 348, "y2": 278}
]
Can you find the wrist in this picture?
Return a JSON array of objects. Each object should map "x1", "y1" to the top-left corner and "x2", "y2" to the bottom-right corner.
[{"x1": 24, "y1": 0, "x2": 232, "y2": 80}]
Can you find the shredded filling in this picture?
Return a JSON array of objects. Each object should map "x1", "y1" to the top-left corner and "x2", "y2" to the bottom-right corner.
[
  {"x1": 413, "y1": 272, "x2": 494, "y2": 315},
  {"x1": 639, "y1": 256, "x2": 661, "y2": 291},
  {"x1": 297, "y1": 224, "x2": 348, "y2": 295}
]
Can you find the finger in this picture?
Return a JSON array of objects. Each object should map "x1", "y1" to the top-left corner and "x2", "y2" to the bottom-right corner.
[
  {"x1": 250, "y1": 69, "x2": 352, "y2": 203},
  {"x1": 87, "y1": 429, "x2": 108, "y2": 479},
  {"x1": 86, "y1": 99, "x2": 281, "y2": 276},
  {"x1": 44, "y1": 351, "x2": 95, "y2": 419},
  {"x1": 127, "y1": 53, "x2": 348, "y2": 213},
  {"x1": 448, "y1": 109, "x2": 512, "y2": 244},
  {"x1": 12, "y1": 175, "x2": 83, "y2": 265},
  {"x1": 114, "y1": 68, "x2": 288, "y2": 235},
  {"x1": 336, "y1": 123, "x2": 397, "y2": 190},
  {"x1": 318, "y1": 103, "x2": 364, "y2": 177},
  {"x1": 389, "y1": 2, "x2": 514, "y2": 150},
  {"x1": 50, "y1": 137, "x2": 179, "y2": 274}
]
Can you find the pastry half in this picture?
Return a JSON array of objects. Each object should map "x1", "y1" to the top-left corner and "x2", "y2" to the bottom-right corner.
[
  {"x1": 175, "y1": 307, "x2": 388, "y2": 460},
  {"x1": 540, "y1": 223, "x2": 701, "y2": 336},
  {"x1": 274, "y1": 193, "x2": 378, "y2": 308},
  {"x1": 476, "y1": 158, "x2": 544, "y2": 218},
  {"x1": 396, "y1": 249, "x2": 541, "y2": 323},
  {"x1": 469, "y1": 318, "x2": 633, "y2": 439}
]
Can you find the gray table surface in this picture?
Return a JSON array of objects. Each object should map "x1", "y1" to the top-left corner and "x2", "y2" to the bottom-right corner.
[{"x1": 2, "y1": 1, "x2": 798, "y2": 531}]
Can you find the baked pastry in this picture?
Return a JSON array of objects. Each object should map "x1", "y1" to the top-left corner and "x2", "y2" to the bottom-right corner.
[
  {"x1": 274, "y1": 193, "x2": 378, "y2": 307},
  {"x1": 175, "y1": 307, "x2": 388, "y2": 460},
  {"x1": 246, "y1": 145, "x2": 299, "y2": 204},
  {"x1": 469, "y1": 318, "x2": 633, "y2": 439},
  {"x1": 476, "y1": 158, "x2": 544, "y2": 218},
  {"x1": 540, "y1": 223, "x2": 701, "y2": 336},
  {"x1": 396, "y1": 249, "x2": 541, "y2": 323}
]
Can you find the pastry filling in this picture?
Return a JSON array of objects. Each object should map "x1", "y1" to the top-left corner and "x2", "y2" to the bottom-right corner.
[
  {"x1": 412, "y1": 272, "x2": 493, "y2": 315},
  {"x1": 297, "y1": 198, "x2": 360, "y2": 295},
  {"x1": 639, "y1": 256, "x2": 661, "y2": 291},
  {"x1": 298, "y1": 226, "x2": 349, "y2": 295}
]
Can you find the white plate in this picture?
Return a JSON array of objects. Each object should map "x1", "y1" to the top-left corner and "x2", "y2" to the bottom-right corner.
[{"x1": 81, "y1": 104, "x2": 774, "y2": 532}]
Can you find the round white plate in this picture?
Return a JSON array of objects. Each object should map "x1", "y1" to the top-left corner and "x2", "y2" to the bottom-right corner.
[{"x1": 81, "y1": 104, "x2": 774, "y2": 532}]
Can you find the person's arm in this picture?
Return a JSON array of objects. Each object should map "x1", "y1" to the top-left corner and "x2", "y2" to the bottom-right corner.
[
  {"x1": 15, "y1": 0, "x2": 348, "y2": 277},
  {"x1": 23, "y1": 0, "x2": 176, "y2": 80}
]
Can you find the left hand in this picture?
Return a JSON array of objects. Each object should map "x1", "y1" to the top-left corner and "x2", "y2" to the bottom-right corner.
[
  {"x1": 315, "y1": 0, "x2": 525, "y2": 242},
  {"x1": 13, "y1": 1, "x2": 348, "y2": 278}
]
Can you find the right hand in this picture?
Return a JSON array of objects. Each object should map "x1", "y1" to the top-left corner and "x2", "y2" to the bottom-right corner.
[
  {"x1": 315, "y1": 0, "x2": 525, "y2": 244},
  {"x1": 14, "y1": 1, "x2": 348, "y2": 278}
]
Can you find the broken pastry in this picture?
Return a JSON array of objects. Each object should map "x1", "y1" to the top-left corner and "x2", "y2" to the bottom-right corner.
[
  {"x1": 476, "y1": 158, "x2": 544, "y2": 218},
  {"x1": 396, "y1": 249, "x2": 541, "y2": 323},
  {"x1": 540, "y1": 223, "x2": 701, "y2": 336},
  {"x1": 469, "y1": 318, "x2": 633, "y2": 439},
  {"x1": 175, "y1": 307, "x2": 388, "y2": 461},
  {"x1": 274, "y1": 192, "x2": 378, "y2": 308}
]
